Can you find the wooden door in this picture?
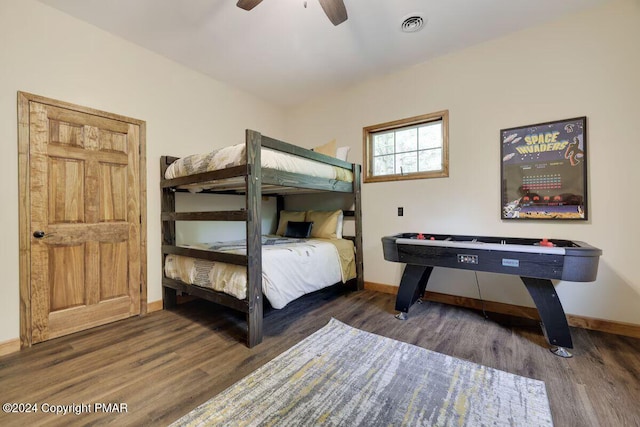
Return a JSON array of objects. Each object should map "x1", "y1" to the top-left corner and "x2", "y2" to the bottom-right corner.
[{"x1": 18, "y1": 92, "x2": 147, "y2": 346}]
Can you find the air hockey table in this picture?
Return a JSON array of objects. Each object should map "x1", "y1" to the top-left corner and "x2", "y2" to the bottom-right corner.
[{"x1": 382, "y1": 233, "x2": 602, "y2": 357}]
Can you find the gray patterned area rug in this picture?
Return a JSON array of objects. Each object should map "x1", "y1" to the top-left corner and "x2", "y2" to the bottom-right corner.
[{"x1": 171, "y1": 318, "x2": 553, "y2": 426}]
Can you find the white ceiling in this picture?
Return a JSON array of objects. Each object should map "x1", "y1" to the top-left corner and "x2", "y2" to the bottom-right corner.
[{"x1": 38, "y1": 0, "x2": 610, "y2": 108}]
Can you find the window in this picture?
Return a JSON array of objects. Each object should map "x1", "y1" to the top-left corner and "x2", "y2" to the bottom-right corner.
[{"x1": 363, "y1": 110, "x2": 449, "y2": 183}]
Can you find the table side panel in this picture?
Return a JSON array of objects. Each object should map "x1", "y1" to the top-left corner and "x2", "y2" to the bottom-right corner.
[
  {"x1": 562, "y1": 254, "x2": 600, "y2": 282},
  {"x1": 383, "y1": 234, "x2": 601, "y2": 282},
  {"x1": 396, "y1": 243, "x2": 565, "y2": 280}
]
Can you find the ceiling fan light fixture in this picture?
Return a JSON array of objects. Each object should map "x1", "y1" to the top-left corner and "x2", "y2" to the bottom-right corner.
[{"x1": 401, "y1": 14, "x2": 425, "y2": 33}]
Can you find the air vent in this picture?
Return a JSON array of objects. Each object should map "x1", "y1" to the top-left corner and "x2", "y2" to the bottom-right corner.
[{"x1": 401, "y1": 14, "x2": 425, "y2": 33}]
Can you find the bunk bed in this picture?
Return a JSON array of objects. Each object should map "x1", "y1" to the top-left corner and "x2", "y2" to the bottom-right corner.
[{"x1": 160, "y1": 129, "x2": 363, "y2": 347}]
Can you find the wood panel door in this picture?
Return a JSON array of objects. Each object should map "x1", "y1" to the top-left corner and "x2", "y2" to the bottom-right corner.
[{"x1": 18, "y1": 92, "x2": 147, "y2": 346}]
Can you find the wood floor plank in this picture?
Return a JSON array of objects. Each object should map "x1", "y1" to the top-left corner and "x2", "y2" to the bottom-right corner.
[
  {"x1": 0, "y1": 288, "x2": 638, "y2": 426},
  {"x1": 566, "y1": 330, "x2": 640, "y2": 426}
]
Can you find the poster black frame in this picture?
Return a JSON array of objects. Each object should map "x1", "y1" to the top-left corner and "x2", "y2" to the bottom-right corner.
[{"x1": 500, "y1": 116, "x2": 588, "y2": 221}]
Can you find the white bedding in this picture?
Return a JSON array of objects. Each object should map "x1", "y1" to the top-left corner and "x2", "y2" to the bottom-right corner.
[
  {"x1": 164, "y1": 143, "x2": 353, "y2": 186},
  {"x1": 164, "y1": 236, "x2": 352, "y2": 309}
]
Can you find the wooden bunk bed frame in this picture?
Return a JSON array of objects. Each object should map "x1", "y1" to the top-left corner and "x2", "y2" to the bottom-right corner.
[{"x1": 160, "y1": 129, "x2": 363, "y2": 347}]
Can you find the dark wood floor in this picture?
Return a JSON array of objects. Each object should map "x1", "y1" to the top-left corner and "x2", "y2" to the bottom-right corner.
[{"x1": 1, "y1": 288, "x2": 639, "y2": 426}]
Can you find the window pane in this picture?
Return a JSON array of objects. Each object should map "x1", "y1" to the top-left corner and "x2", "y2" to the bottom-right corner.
[
  {"x1": 419, "y1": 149, "x2": 442, "y2": 171},
  {"x1": 374, "y1": 154, "x2": 395, "y2": 176},
  {"x1": 373, "y1": 133, "x2": 394, "y2": 155},
  {"x1": 396, "y1": 128, "x2": 417, "y2": 153},
  {"x1": 419, "y1": 122, "x2": 442, "y2": 150},
  {"x1": 396, "y1": 152, "x2": 417, "y2": 174}
]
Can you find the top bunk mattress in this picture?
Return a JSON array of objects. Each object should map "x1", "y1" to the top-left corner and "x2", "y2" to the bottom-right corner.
[{"x1": 165, "y1": 143, "x2": 354, "y2": 184}]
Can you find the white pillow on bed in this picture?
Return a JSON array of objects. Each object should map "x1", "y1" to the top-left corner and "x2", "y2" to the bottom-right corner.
[
  {"x1": 336, "y1": 211, "x2": 344, "y2": 239},
  {"x1": 336, "y1": 146, "x2": 351, "y2": 162}
]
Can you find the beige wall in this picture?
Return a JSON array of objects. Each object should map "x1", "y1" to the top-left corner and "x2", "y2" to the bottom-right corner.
[
  {"x1": 285, "y1": 0, "x2": 640, "y2": 325},
  {"x1": 0, "y1": 0, "x2": 286, "y2": 343}
]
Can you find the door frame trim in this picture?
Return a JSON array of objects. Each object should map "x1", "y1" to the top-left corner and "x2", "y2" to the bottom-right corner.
[{"x1": 17, "y1": 91, "x2": 147, "y2": 348}]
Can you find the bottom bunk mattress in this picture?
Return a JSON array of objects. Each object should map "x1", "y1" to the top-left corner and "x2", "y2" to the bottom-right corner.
[{"x1": 164, "y1": 236, "x2": 356, "y2": 309}]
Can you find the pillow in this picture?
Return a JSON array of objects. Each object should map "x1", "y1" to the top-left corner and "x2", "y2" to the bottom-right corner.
[
  {"x1": 306, "y1": 209, "x2": 342, "y2": 239},
  {"x1": 312, "y1": 139, "x2": 337, "y2": 157},
  {"x1": 276, "y1": 210, "x2": 306, "y2": 235},
  {"x1": 336, "y1": 210, "x2": 344, "y2": 239},
  {"x1": 336, "y1": 146, "x2": 351, "y2": 162},
  {"x1": 284, "y1": 221, "x2": 313, "y2": 238}
]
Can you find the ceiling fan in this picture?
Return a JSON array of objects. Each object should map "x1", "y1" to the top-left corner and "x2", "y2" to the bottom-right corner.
[{"x1": 237, "y1": 0, "x2": 348, "y2": 26}]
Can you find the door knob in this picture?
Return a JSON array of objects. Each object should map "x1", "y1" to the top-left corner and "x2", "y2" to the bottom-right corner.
[{"x1": 33, "y1": 230, "x2": 45, "y2": 239}]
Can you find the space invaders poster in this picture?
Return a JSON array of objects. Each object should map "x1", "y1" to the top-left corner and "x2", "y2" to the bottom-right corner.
[{"x1": 501, "y1": 117, "x2": 587, "y2": 220}]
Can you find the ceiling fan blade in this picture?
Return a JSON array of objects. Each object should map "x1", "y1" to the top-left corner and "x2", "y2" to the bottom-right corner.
[
  {"x1": 318, "y1": 0, "x2": 348, "y2": 26},
  {"x1": 237, "y1": 0, "x2": 264, "y2": 11}
]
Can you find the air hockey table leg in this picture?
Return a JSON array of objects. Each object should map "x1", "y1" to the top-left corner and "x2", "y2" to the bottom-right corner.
[
  {"x1": 520, "y1": 277, "x2": 573, "y2": 358},
  {"x1": 395, "y1": 265, "x2": 433, "y2": 320}
]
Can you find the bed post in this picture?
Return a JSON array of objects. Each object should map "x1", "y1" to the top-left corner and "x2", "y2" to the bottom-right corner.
[
  {"x1": 245, "y1": 130, "x2": 263, "y2": 347},
  {"x1": 276, "y1": 196, "x2": 285, "y2": 228},
  {"x1": 160, "y1": 156, "x2": 177, "y2": 308},
  {"x1": 353, "y1": 163, "x2": 364, "y2": 291}
]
